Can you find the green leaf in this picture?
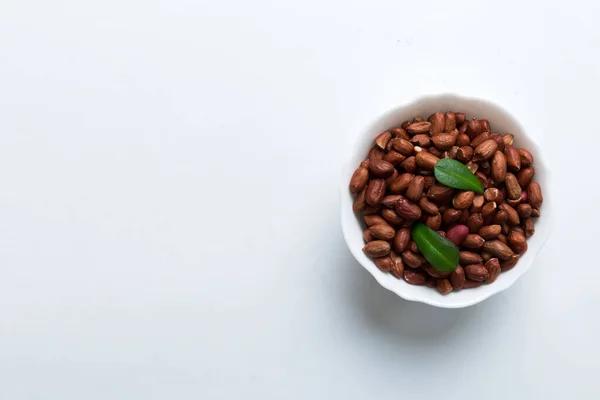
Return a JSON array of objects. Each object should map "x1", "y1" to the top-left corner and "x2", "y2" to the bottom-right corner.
[
  {"x1": 434, "y1": 158, "x2": 484, "y2": 193},
  {"x1": 411, "y1": 223, "x2": 459, "y2": 273}
]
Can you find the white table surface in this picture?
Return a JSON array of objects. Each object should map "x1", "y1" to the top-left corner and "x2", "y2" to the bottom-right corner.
[{"x1": 0, "y1": 1, "x2": 597, "y2": 399}]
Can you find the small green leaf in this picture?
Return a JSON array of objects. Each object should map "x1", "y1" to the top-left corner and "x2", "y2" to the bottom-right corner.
[
  {"x1": 411, "y1": 223, "x2": 459, "y2": 272},
  {"x1": 434, "y1": 158, "x2": 484, "y2": 193}
]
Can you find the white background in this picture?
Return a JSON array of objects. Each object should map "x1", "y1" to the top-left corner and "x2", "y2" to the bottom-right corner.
[{"x1": 0, "y1": 1, "x2": 597, "y2": 399}]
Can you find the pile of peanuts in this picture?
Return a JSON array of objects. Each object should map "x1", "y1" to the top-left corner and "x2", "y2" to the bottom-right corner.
[{"x1": 350, "y1": 112, "x2": 543, "y2": 295}]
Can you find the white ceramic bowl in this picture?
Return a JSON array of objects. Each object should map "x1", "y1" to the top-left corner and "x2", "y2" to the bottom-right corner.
[{"x1": 341, "y1": 95, "x2": 554, "y2": 308}]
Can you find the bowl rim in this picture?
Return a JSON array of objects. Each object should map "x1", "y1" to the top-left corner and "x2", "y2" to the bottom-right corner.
[{"x1": 340, "y1": 94, "x2": 554, "y2": 308}]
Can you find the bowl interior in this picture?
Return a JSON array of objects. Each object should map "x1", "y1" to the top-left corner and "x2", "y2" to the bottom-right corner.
[{"x1": 341, "y1": 95, "x2": 553, "y2": 308}]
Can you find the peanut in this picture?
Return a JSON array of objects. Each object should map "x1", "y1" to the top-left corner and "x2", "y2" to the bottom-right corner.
[{"x1": 349, "y1": 111, "x2": 543, "y2": 294}]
